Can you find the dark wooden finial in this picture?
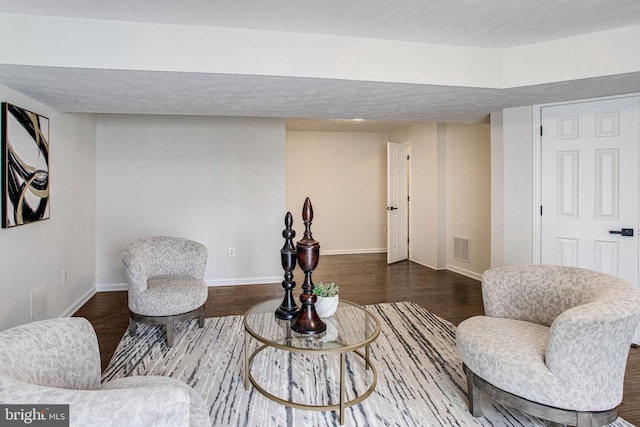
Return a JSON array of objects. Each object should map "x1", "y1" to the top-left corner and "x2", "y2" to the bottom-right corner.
[
  {"x1": 302, "y1": 197, "x2": 313, "y2": 224},
  {"x1": 291, "y1": 198, "x2": 325, "y2": 335},
  {"x1": 275, "y1": 211, "x2": 298, "y2": 320}
]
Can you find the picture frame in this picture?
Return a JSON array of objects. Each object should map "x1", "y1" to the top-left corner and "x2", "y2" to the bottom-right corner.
[{"x1": 1, "y1": 103, "x2": 50, "y2": 228}]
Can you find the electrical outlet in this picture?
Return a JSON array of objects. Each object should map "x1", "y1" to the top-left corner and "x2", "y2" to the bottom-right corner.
[{"x1": 228, "y1": 247, "x2": 236, "y2": 257}]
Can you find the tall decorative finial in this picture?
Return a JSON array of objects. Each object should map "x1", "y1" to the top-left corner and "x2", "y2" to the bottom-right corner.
[
  {"x1": 302, "y1": 197, "x2": 314, "y2": 240},
  {"x1": 291, "y1": 197, "x2": 326, "y2": 334},
  {"x1": 275, "y1": 212, "x2": 298, "y2": 320}
]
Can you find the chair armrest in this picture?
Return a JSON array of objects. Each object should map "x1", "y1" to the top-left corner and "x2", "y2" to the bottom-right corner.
[
  {"x1": 545, "y1": 303, "x2": 638, "y2": 407},
  {"x1": 121, "y1": 249, "x2": 149, "y2": 294},
  {"x1": 481, "y1": 266, "x2": 524, "y2": 319},
  {"x1": 0, "y1": 376, "x2": 190, "y2": 427},
  {"x1": 0, "y1": 318, "x2": 101, "y2": 390}
]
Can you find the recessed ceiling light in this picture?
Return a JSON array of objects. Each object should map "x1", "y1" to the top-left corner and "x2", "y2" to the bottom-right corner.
[{"x1": 352, "y1": 118, "x2": 365, "y2": 122}]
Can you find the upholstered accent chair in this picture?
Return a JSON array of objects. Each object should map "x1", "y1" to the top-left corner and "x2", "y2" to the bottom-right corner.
[
  {"x1": 121, "y1": 236, "x2": 208, "y2": 347},
  {"x1": 0, "y1": 317, "x2": 210, "y2": 426},
  {"x1": 457, "y1": 265, "x2": 640, "y2": 427}
]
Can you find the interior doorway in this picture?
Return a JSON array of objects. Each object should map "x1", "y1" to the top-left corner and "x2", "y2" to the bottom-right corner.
[
  {"x1": 387, "y1": 141, "x2": 410, "y2": 263},
  {"x1": 540, "y1": 96, "x2": 639, "y2": 282},
  {"x1": 539, "y1": 95, "x2": 640, "y2": 342}
]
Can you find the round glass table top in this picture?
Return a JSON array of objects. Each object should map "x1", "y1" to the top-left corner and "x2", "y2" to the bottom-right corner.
[{"x1": 244, "y1": 298, "x2": 380, "y2": 353}]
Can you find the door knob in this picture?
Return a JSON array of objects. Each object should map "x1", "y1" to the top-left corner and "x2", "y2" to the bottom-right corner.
[
  {"x1": 386, "y1": 206, "x2": 398, "y2": 211},
  {"x1": 609, "y1": 228, "x2": 634, "y2": 236}
]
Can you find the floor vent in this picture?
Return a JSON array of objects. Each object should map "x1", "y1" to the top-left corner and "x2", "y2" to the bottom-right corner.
[{"x1": 453, "y1": 237, "x2": 471, "y2": 263}]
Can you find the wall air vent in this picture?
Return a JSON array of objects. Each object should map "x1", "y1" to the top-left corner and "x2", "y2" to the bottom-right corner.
[{"x1": 453, "y1": 237, "x2": 471, "y2": 263}]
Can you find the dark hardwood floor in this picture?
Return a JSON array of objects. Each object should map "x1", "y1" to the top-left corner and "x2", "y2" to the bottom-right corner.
[{"x1": 73, "y1": 253, "x2": 640, "y2": 425}]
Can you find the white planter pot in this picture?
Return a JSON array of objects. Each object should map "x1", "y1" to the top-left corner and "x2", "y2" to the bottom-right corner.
[{"x1": 315, "y1": 295, "x2": 339, "y2": 318}]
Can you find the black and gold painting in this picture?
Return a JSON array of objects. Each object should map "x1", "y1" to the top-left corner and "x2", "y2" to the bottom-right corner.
[{"x1": 1, "y1": 103, "x2": 50, "y2": 228}]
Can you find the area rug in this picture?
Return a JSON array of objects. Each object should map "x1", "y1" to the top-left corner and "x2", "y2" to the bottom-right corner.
[{"x1": 103, "y1": 301, "x2": 633, "y2": 427}]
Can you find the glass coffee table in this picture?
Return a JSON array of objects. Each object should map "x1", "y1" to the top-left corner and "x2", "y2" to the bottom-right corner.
[{"x1": 243, "y1": 298, "x2": 380, "y2": 424}]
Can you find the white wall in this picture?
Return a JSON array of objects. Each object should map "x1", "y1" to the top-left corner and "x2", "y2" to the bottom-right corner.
[
  {"x1": 494, "y1": 96, "x2": 640, "y2": 270},
  {"x1": 391, "y1": 123, "x2": 491, "y2": 278},
  {"x1": 445, "y1": 124, "x2": 491, "y2": 278},
  {"x1": 437, "y1": 124, "x2": 448, "y2": 269},
  {"x1": 3, "y1": 14, "x2": 639, "y2": 91},
  {"x1": 0, "y1": 13, "x2": 502, "y2": 89},
  {"x1": 490, "y1": 111, "x2": 504, "y2": 268},
  {"x1": 0, "y1": 85, "x2": 97, "y2": 331},
  {"x1": 399, "y1": 124, "x2": 439, "y2": 269},
  {"x1": 286, "y1": 131, "x2": 388, "y2": 254},
  {"x1": 0, "y1": 90, "x2": 492, "y2": 330},
  {"x1": 502, "y1": 25, "x2": 640, "y2": 87},
  {"x1": 95, "y1": 115, "x2": 286, "y2": 288},
  {"x1": 491, "y1": 106, "x2": 535, "y2": 267}
]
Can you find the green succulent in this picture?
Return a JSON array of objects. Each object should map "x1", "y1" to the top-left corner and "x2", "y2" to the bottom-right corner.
[{"x1": 313, "y1": 281, "x2": 340, "y2": 297}]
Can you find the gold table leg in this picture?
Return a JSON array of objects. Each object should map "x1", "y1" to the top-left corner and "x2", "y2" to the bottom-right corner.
[
  {"x1": 365, "y1": 344, "x2": 371, "y2": 370},
  {"x1": 339, "y1": 352, "x2": 345, "y2": 425},
  {"x1": 244, "y1": 342, "x2": 376, "y2": 425},
  {"x1": 244, "y1": 329, "x2": 249, "y2": 390}
]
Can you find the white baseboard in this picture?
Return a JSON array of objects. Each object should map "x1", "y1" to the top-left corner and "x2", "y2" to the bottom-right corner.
[
  {"x1": 96, "y1": 283, "x2": 128, "y2": 292},
  {"x1": 206, "y1": 276, "x2": 281, "y2": 286},
  {"x1": 60, "y1": 287, "x2": 96, "y2": 317},
  {"x1": 96, "y1": 276, "x2": 282, "y2": 292},
  {"x1": 446, "y1": 264, "x2": 483, "y2": 281},
  {"x1": 322, "y1": 248, "x2": 386, "y2": 256}
]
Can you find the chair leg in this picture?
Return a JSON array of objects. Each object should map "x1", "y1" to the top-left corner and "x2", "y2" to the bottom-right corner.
[
  {"x1": 129, "y1": 317, "x2": 137, "y2": 335},
  {"x1": 198, "y1": 311, "x2": 205, "y2": 328},
  {"x1": 166, "y1": 317, "x2": 175, "y2": 347},
  {"x1": 465, "y1": 365, "x2": 484, "y2": 417},
  {"x1": 576, "y1": 412, "x2": 594, "y2": 427}
]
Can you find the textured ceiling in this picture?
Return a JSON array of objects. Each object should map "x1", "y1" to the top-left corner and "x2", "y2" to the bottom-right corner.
[
  {"x1": 3, "y1": 65, "x2": 639, "y2": 129},
  {"x1": 1, "y1": 1, "x2": 640, "y2": 131}
]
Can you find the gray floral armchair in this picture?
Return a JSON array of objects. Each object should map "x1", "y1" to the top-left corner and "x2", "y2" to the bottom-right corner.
[
  {"x1": 457, "y1": 265, "x2": 640, "y2": 427},
  {"x1": 0, "y1": 317, "x2": 210, "y2": 426},
  {"x1": 121, "y1": 236, "x2": 208, "y2": 347}
]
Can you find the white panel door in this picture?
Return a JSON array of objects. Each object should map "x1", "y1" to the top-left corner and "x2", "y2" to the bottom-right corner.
[
  {"x1": 541, "y1": 96, "x2": 640, "y2": 342},
  {"x1": 387, "y1": 142, "x2": 409, "y2": 264}
]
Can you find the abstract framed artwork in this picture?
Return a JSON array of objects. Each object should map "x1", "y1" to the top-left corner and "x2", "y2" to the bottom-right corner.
[{"x1": 1, "y1": 103, "x2": 50, "y2": 228}]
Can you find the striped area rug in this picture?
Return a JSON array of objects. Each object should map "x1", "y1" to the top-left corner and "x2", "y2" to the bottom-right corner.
[{"x1": 102, "y1": 301, "x2": 633, "y2": 427}]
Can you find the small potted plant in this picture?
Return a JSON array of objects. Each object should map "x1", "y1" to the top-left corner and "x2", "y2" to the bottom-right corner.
[{"x1": 313, "y1": 281, "x2": 340, "y2": 318}]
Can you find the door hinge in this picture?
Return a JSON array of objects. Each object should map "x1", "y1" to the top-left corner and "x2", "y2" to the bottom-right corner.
[
  {"x1": 540, "y1": 126, "x2": 543, "y2": 136},
  {"x1": 540, "y1": 205, "x2": 543, "y2": 215},
  {"x1": 407, "y1": 154, "x2": 410, "y2": 160}
]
